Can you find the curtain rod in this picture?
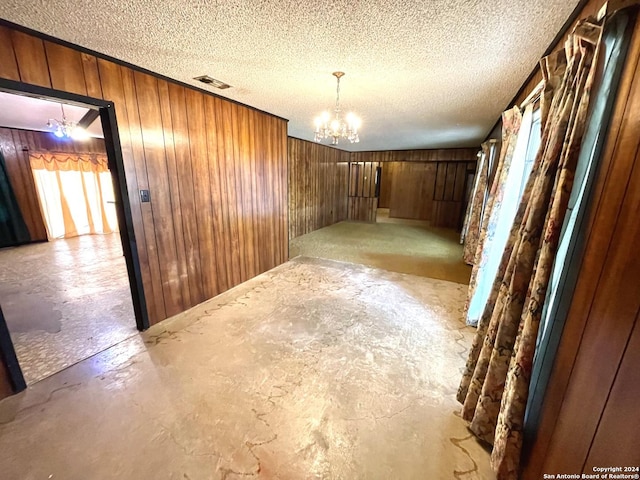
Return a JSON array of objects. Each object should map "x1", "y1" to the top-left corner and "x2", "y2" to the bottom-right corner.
[{"x1": 520, "y1": 80, "x2": 544, "y2": 109}]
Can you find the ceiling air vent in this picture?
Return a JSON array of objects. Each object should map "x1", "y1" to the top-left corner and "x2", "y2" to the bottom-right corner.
[{"x1": 193, "y1": 75, "x2": 231, "y2": 89}]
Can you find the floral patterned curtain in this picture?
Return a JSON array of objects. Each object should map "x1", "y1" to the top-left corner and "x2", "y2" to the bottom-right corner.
[
  {"x1": 457, "y1": 18, "x2": 603, "y2": 479},
  {"x1": 465, "y1": 107, "x2": 523, "y2": 325},
  {"x1": 462, "y1": 141, "x2": 493, "y2": 264}
]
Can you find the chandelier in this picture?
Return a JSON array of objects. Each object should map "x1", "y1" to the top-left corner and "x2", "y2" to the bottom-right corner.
[
  {"x1": 46, "y1": 104, "x2": 88, "y2": 140},
  {"x1": 313, "y1": 72, "x2": 360, "y2": 145}
]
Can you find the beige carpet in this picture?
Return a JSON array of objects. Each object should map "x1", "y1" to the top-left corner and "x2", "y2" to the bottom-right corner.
[{"x1": 289, "y1": 220, "x2": 472, "y2": 285}]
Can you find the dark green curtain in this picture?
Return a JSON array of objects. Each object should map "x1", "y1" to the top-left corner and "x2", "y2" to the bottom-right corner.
[{"x1": 0, "y1": 150, "x2": 30, "y2": 248}]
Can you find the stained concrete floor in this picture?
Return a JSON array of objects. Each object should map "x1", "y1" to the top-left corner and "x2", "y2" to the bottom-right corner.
[
  {"x1": 0, "y1": 234, "x2": 137, "y2": 384},
  {"x1": 289, "y1": 220, "x2": 472, "y2": 285},
  {"x1": 0, "y1": 256, "x2": 493, "y2": 479}
]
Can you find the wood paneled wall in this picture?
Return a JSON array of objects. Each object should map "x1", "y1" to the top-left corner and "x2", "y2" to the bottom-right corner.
[
  {"x1": 0, "y1": 24, "x2": 288, "y2": 329},
  {"x1": 0, "y1": 128, "x2": 107, "y2": 243},
  {"x1": 522, "y1": 6, "x2": 640, "y2": 475},
  {"x1": 350, "y1": 149, "x2": 477, "y2": 227},
  {"x1": 388, "y1": 162, "x2": 436, "y2": 219},
  {"x1": 385, "y1": 160, "x2": 476, "y2": 228},
  {"x1": 288, "y1": 138, "x2": 349, "y2": 240},
  {"x1": 347, "y1": 158, "x2": 379, "y2": 222}
]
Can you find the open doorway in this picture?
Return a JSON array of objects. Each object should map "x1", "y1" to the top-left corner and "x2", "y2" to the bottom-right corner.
[{"x1": 0, "y1": 85, "x2": 146, "y2": 386}]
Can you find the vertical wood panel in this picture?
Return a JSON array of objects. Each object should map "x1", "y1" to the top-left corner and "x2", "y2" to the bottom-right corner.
[
  {"x1": 389, "y1": 162, "x2": 436, "y2": 220},
  {"x1": 44, "y1": 42, "x2": 87, "y2": 95},
  {"x1": 378, "y1": 161, "x2": 394, "y2": 208},
  {"x1": 443, "y1": 162, "x2": 457, "y2": 201},
  {"x1": 0, "y1": 26, "x2": 19, "y2": 81},
  {"x1": 254, "y1": 112, "x2": 268, "y2": 272},
  {"x1": 362, "y1": 161, "x2": 372, "y2": 197},
  {"x1": 184, "y1": 88, "x2": 217, "y2": 302},
  {"x1": 81, "y1": 53, "x2": 103, "y2": 99},
  {"x1": 276, "y1": 118, "x2": 289, "y2": 264},
  {"x1": 453, "y1": 162, "x2": 468, "y2": 202},
  {"x1": 434, "y1": 162, "x2": 447, "y2": 200},
  {"x1": 167, "y1": 83, "x2": 204, "y2": 305},
  {"x1": 584, "y1": 312, "x2": 640, "y2": 468},
  {"x1": 287, "y1": 138, "x2": 350, "y2": 240},
  {"x1": 276, "y1": 117, "x2": 289, "y2": 266},
  {"x1": 157, "y1": 79, "x2": 192, "y2": 309},
  {"x1": 239, "y1": 105, "x2": 257, "y2": 279},
  {"x1": 203, "y1": 95, "x2": 229, "y2": 293},
  {"x1": 96, "y1": 59, "x2": 156, "y2": 323},
  {"x1": 217, "y1": 98, "x2": 243, "y2": 286},
  {"x1": 270, "y1": 116, "x2": 283, "y2": 268},
  {"x1": 248, "y1": 108, "x2": 262, "y2": 275},
  {"x1": 10, "y1": 31, "x2": 51, "y2": 87},
  {"x1": 134, "y1": 72, "x2": 183, "y2": 317},
  {"x1": 349, "y1": 162, "x2": 359, "y2": 197},
  {"x1": 120, "y1": 66, "x2": 166, "y2": 321},
  {"x1": 230, "y1": 103, "x2": 248, "y2": 281}
]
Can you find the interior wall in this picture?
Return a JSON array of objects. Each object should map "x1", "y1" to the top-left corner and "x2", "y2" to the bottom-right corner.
[
  {"x1": 287, "y1": 144, "x2": 478, "y2": 233},
  {"x1": 522, "y1": 6, "x2": 640, "y2": 474},
  {"x1": 288, "y1": 137, "x2": 349, "y2": 240},
  {"x1": 350, "y1": 149, "x2": 477, "y2": 227},
  {"x1": 0, "y1": 128, "x2": 106, "y2": 243},
  {"x1": 0, "y1": 24, "x2": 289, "y2": 330},
  {"x1": 347, "y1": 158, "x2": 380, "y2": 222}
]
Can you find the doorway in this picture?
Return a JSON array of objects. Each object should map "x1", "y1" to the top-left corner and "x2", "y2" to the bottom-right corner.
[{"x1": 0, "y1": 82, "x2": 147, "y2": 386}]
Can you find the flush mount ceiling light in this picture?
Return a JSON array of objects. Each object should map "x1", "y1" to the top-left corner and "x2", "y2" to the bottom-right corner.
[
  {"x1": 313, "y1": 72, "x2": 360, "y2": 145},
  {"x1": 46, "y1": 104, "x2": 88, "y2": 140}
]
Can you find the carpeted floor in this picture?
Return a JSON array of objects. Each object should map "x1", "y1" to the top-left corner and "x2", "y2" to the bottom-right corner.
[{"x1": 289, "y1": 220, "x2": 472, "y2": 285}]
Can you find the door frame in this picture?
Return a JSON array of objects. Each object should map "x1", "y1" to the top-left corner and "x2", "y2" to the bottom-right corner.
[{"x1": 0, "y1": 77, "x2": 149, "y2": 332}]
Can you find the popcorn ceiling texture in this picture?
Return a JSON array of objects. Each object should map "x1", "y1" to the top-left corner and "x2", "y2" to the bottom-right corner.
[{"x1": 0, "y1": 0, "x2": 580, "y2": 151}]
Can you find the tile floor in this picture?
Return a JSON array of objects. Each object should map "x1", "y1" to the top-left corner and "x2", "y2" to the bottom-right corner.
[
  {"x1": 0, "y1": 234, "x2": 137, "y2": 384},
  {"x1": 0, "y1": 256, "x2": 493, "y2": 479}
]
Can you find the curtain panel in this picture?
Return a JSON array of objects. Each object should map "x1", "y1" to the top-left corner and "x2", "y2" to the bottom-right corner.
[
  {"x1": 29, "y1": 152, "x2": 117, "y2": 240},
  {"x1": 462, "y1": 141, "x2": 492, "y2": 264},
  {"x1": 457, "y1": 18, "x2": 603, "y2": 479},
  {"x1": 0, "y1": 150, "x2": 31, "y2": 247},
  {"x1": 465, "y1": 108, "x2": 523, "y2": 325}
]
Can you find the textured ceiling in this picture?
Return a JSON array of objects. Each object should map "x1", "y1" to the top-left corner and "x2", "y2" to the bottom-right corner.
[{"x1": 0, "y1": 0, "x2": 581, "y2": 152}]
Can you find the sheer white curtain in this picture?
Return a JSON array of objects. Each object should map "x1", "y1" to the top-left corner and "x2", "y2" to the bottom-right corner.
[{"x1": 30, "y1": 153, "x2": 118, "y2": 240}]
